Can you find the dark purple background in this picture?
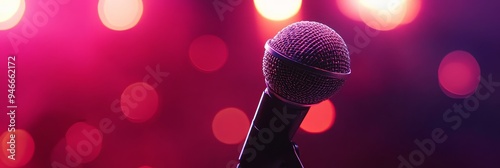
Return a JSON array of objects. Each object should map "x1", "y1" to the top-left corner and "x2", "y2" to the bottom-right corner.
[{"x1": 0, "y1": 0, "x2": 499, "y2": 167}]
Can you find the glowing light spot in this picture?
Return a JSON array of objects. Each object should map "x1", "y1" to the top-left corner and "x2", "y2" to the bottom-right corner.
[
  {"x1": 438, "y1": 50, "x2": 480, "y2": 98},
  {"x1": 0, "y1": 129, "x2": 35, "y2": 167},
  {"x1": 189, "y1": 35, "x2": 228, "y2": 72},
  {"x1": 300, "y1": 100, "x2": 336, "y2": 134},
  {"x1": 212, "y1": 107, "x2": 250, "y2": 144},
  {"x1": 254, "y1": 0, "x2": 302, "y2": 21},
  {"x1": 139, "y1": 166, "x2": 152, "y2": 168},
  {"x1": 401, "y1": 0, "x2": 421, "y2": 24},
  {"x1": 359, "y1": 0, "x2": 408, "y2": 31},
  {"x1": 337, "y1": 0, "x2": 361, "y2": 21},
  {"x1": 98, "y1": 0, "x2": 143, "y2": 31},
  {"x1": 0, "y1": 0, "x2": 25, "y2": 30},
  {"x1": 121, "y1": 82, "x2": 159, "y2": 123},
  {"x1": 65, "y1": 122, "x2": 103, "y2": 164}
]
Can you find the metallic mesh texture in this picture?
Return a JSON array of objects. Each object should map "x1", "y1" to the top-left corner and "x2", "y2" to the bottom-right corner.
[{"x1": 263, "y1": 21, "x2": 351, "y2": 105}]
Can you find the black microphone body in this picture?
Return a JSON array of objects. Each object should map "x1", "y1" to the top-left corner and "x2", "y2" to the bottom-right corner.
[
  {"x1": 238, "y1": 21, "x2": 351, "y2": 168},
  {"x1": 239, "y1": 89, "x2": 308, "y2": 168}
]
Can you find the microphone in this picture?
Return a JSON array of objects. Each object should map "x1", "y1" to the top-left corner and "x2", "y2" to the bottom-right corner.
[{"x1": 238, "y1": 21, "x2": 351, "y2": 168}]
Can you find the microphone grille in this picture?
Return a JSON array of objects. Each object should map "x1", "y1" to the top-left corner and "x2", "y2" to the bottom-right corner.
[
  {"x1": 263, "y1": 21, "x2": 350, "y2": 105},
  {"x1": 268, "y1": 21, "x2": 350, "y2": 74}
]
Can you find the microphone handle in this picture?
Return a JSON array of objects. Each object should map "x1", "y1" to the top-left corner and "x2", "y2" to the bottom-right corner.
[{"x1": 239, "y1": 89, "x2": 310, "y2": 168}]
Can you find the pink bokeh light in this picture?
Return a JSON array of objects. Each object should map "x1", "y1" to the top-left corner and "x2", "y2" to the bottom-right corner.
[
  {"x1": 189, "y1": 35, "x2": 228, "y2": 72},
  {"x1": 438, "y1": 50, "x2": 481, "y2": 98},
  {"x1": 65, "y1": 122, "x2": 103, "y2": 164},
  {"x1": 121, "y1": 82, "x2": 159, "y2": 123}
]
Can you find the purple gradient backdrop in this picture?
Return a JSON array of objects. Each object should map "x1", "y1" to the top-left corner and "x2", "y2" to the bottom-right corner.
[{"x1": 0, "y1": 0, "x2": 499, "y2": 167}]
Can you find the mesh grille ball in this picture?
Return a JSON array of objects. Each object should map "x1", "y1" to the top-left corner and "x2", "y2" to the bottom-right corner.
[{"x1": 263, "y1": 21, "x2": 350, "y2": 105}]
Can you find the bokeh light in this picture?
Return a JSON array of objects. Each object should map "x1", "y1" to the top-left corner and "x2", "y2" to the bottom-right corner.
[
  {"x1": 254, "y1": 2, "x2": 302, "y2": 45},
  {"x1": 0, "y1": 0, "x2": 25, "y2": 30},
  {"x1": 65, "y1": 122, "x2": 103, "y2": 164},
  {"x1": 189, "y1": 35, "x2": 228, "y2": 72},
  {"x1": 300, "y1": 100, "x2": 336, "y2": 134},
  {"x1": 254, "y1": 0, "x2": 302, "y2": 21},
  {"x1": 338, "y1": 0, "x2": 420, "y2": 25},
  {"x1": 121, "y1": 82, "x2": 159, "y2": 123},
  {"x1": 401, "y1": 0, "x2": 421, "y2": 24},
  {"x1": 0, "y1": 129, "x2": 35, "y2": 167},
  {"x1": 98, "y1": 0, "x2": 144, "y2": 31},
  {"x1": 212, "y1": 107, "x2": 250, "y2": 145},
  {"x1": 358, "y1": 0, "x2": 408, "y2": 31},
  {"x1": 438, "y1": 50, "x2": 481, "y2": 98},
  {"x1": 336, "y1": 0, "x2": 361, "y2": 21}
]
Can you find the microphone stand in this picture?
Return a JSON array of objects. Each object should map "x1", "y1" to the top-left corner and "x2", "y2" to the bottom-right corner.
[
  {"x1": 238, "y1": 140, "x2": 304, "y2": 168},
  {"x1": 278, "y1": 141, "x2": 304, "y2": 168}
]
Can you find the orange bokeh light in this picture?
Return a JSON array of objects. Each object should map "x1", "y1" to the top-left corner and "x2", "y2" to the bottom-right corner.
[
  {"x1": 337, "y1": 0, "x2": 362, "y2": 21},
  {"x1": 401, "y1": 0, "x2": 421, "y2": 24},
  {"x1": 212, "y1": 107, "x2": 250, "y2": 145},
  {"x1": 0, "y1": 129, "x2": 35, "y2": 167},
  {"x1": 300, "y1": 100, "x2": 336, "y2": 134}
]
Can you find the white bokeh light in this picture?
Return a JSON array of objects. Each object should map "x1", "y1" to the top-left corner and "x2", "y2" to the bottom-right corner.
[
  {"x1": 254, "y1": 0, "x2": 302, "y2": 21},
  {"x1": 358, "y1": 0, "x2": 408, "y2": 31},
  {"x1": 98, "y1": 0, "x2": 144, "y2": 31},
  {"x1": 0, "y1": 0, "x2": 26, "y2": 30}
]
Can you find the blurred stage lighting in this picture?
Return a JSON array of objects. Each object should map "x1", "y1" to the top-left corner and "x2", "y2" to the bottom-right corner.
[
  {"x1": 300, "y1": 100, "x2": 336, "y2": 134},
  {"x1": 358, "y1": 0, "x2": 407, "y2": 31},
  {"x1": 121, "y1": 82, "x2": 159, "y2": 123},
  {"x1": 401, "y1": 0, "x2": 421, "y2": 24},
  {"x1": 439, "y1": 50, "x2": 481, "y2": 98},
  {"x1": 337, "y1": 0, "x2": 362, "y2": 21},
  {"x1": 338, "y1": 0, "x2": 420, "y2": 30},
  {"x1": 0, "y1": 129, "x2": 35, "y2": 167},
  {"x1": 189, "y1": 35, "x2": 228, "y2": 72},
  {"x1": 65, "y1": 122, "x2": 103, "y2": 164},
  {"x1": 98, "y1": 0, "x2": 143, "y2": 31},
  {"x1": 0, "y1": 0, "x2": 25, "y2": 30},
  {"x1": 254, "y1": 0, "x2": 302, "y2": 21},
  {"x1": 212, "y1": 107, "x2": 250, "y2": 145}
]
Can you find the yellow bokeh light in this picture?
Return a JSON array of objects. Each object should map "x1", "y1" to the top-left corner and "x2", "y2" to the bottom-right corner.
[
  {"x1": 254, "y1": 0, "x2": 302, "y2": 21},
  {"x1": 98, "y1": 0, "x2": 144, "y2": 31},
  {"x1": 401, "y1": 0, "x2": 421, "y2": 24},
  {"x1": 0, "y1": 0, "x2": 25, "y2": 30},
  {"x1": 337, "y1": 0, "x2": 362, "y2": 21},
  {"x1": 359, "y1": 0, "x2": 408, "y2": 31}
]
